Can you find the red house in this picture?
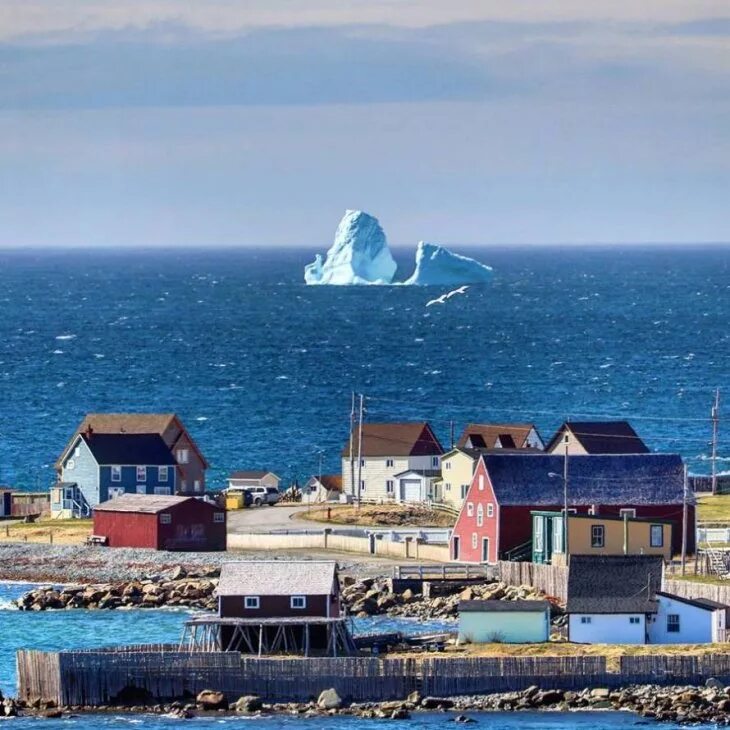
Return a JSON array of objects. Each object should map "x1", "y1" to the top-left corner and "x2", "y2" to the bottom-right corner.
[
  {"x1": 451, "y1": 453, "x2": 693, "y2": 563},
  {"x1": 93, "y1": 494, "x2": 226, "y2": 551}
]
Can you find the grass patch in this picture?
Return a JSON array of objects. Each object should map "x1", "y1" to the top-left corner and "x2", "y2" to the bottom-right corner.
[
  {"x1": 697, "y1": 494, "x2": 730, "y2": 523},
  {"x1": 0, "y1": 518, "x2": 92, "y2": 544},
  {"x1": 296, "y1": 504, "x2": 456, "y2": 528}
]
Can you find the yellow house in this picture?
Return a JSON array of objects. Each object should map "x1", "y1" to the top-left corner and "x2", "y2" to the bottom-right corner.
[
  {"x1": 532, "y1": 511, "x2": 673, "y2": 565},
  {"x1": 435, "y1": 448, "x2": 481, "y2": 510}
]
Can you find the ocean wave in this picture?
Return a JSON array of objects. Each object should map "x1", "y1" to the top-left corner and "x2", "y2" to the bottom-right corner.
[{"x1": 55, "y1": 334, "x2": 76, "y2": 341}]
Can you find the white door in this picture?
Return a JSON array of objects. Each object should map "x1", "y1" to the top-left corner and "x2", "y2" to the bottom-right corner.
[{"x1": 401, "y1": 479, "x2": 422, "y2": 503}]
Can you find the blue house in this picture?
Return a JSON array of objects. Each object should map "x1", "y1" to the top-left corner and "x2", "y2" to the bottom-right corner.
[{"x1": 52, "y1": 431, "x2": 177, "y2": 518}]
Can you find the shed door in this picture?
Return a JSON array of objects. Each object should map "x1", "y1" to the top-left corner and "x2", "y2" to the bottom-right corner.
[{"x1": 401, "y1": 480, "x2": 421, "y2": 503}]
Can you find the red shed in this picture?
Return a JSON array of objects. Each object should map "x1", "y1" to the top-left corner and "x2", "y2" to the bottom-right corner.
[
  {"x1": 451, "y1": 452, "x2": 694, "y2": 563},
  {"x1": 93, "y1": 494, "x2": 226, "y2": 551}
]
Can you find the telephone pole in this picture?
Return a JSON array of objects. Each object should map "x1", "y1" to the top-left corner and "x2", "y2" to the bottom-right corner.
[
  {"x1": 681, "y1": 462, "x2": 688, "y2": 575},
  {"x1": 711, "y1": 389, "x2": 720, "y2": 496},
  {"x1": 349, "y1": 392, "x2": 356, "y2": 500},
  {"x1": 356, "y1": 394, "x2": 364, "y2": 508}
]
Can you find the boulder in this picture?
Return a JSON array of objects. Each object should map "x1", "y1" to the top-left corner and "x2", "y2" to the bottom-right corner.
[
  {"x1": 170, "y1": 565, "x2": 187, "y2": 581},
  {"x1": 317, "y1": 688, "x2": 343, "y2": 710},
  {"x1": 196, "y1": 690, "x2": 227, "y2": 710},
  {"x1": 233, "y1": 695, "x2": 262, "y2": 713},
  {"x1": 421, "y1": 697, "x2": 454, "y2": 709}
]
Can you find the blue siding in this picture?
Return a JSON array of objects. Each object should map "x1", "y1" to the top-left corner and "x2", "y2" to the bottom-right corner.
[
  {"x1": 100, "y1": 465, "x2": 176, "y2": 500},
  {"x1": 60, "y1": 437, "x2": 100, "y2": 509}
]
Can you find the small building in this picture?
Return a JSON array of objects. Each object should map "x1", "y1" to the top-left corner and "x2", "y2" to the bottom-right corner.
[
  {"x1": 341, "y1": 422, "x2": 444, "y2": 502},
  {"x1": 303, "y1": 475, "x2": 342, "y2": 504},
  {"x1": 458, "y1": 600, "x2": 551, "y2": 644},
  {"x1": 532, "y1": 511, "x2": 673, "y2": 564},
  {"x1": 54, "y1": 431, "x2": 178, "y2": 518},
  {"x1": 11, "y1": 491, "x2": 50, "y2": 519},
  {"x1": 393, "y1": 469, "x2": 441, "y2": 503},
  {"x1": 649, "y1": 592, "x2": 728, "y2": 644},
  {"x1": 57, "y1": 413, "x2": 208, "y2": 495},
  {"x1": 0, "y1": 487, "x2": 12, "y2": 517},
  {"x1": 457, "y1": 423, "x2": 544, "y2": 450},
  {"x1": 92, "y1": 493, "x2": 226, "y2": 551},
  {"x1": 566, "y1": 555, "x2": 664, "y2": 644},
  {"x1": 227, "y1": 471, "x2": 281, "y2": 491},
  {"x1": 546, "y1": 421, "x2": 649, "y2": 455}
]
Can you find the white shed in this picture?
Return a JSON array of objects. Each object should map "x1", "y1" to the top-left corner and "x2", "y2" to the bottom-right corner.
[
  {"x1": 393, "y1": 469, "x2": 441, "y2": 504},
  {"x1": 458, "y1": 600, "x2": 551, "y2": 644},
  {"x1": 648, "y1": 592, "x2": 728, "y2": 644}
]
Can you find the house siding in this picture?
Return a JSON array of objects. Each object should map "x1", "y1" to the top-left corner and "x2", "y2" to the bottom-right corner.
[
  {"x1": 61, "y1": 437, "x2": 100, "y2": 508},
  {"x1": 99, "y1": 464, "x2": 176, "y2": 502},
  {"x1": 458, "y1": 611, "x2": 549, "y2": 643},
  {"x1": 171, "y1": 431, "x2": 206, "y2": 494},
  {"x1": 648, "y1": 595, "x2": 724, "y2": 644},
  {"x1": 220, "y1": 594, "x2": 335, "y2": 619},
  {"x1": 569, "y1": 613, "x2": 647, "y2": 644},
  {"x1": 440, "y1": 451, "x2": 477, "y2": 510}
]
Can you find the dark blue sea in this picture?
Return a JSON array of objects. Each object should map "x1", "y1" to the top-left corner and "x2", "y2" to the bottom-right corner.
[{"x1": 0, "y1": 246, "x2": 727, "y2": 490}]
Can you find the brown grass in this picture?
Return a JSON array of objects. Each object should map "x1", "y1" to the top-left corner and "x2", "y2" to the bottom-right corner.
[
  {"x1": 0, "y1": 518, "x2": 92, "y2": 545},
  {"x1": 296, "y1": 503, "x2": 456, "y2": 527}
]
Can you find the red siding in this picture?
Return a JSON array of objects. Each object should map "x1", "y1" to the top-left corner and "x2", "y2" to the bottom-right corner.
[
  {"x1": 451, "y1": 458, "x2": 696, "y2": 563},
  {"x1": 93, "y1": 499, "x2": 226, "y2": 551}
]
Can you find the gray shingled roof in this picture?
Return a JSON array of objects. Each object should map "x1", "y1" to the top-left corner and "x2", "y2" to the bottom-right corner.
[
  {"x1": 547, "y1": 421, "x2": 649, "y2": 454},
  {"x1": 566, "y1": 555, "x2": 664, "y2": 614},
  {"x1": 218, "y1": 560, "x2": 338, "y2": 596},
  {"x1": 482, "y1": 453, "x2": 686, "y2": 506},
  {"x1": 460, "y1": 600, "x2": 551, "y2": 613}
]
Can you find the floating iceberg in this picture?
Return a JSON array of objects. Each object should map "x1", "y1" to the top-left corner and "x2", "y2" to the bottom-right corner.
[
  {"x1": 304, "y1": 210, "x2": 397, "y2": 285},
  {"x1": 402, "y1": 242, "x2": 493, "y2": 286}
]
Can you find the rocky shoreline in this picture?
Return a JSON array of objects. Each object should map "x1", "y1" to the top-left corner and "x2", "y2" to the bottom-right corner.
[{"x1": 11, "y1": 682, "x2": 730, "y2": 724}]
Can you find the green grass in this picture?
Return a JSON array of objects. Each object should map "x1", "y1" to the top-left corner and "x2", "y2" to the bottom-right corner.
[{"x1": 697, "y1": 494, "x2": 730, "y2": 523}]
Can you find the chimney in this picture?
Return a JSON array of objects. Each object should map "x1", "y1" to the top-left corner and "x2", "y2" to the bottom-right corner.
[{"x1": 85, "y1": 424, "x2": 94, "y2": 440}]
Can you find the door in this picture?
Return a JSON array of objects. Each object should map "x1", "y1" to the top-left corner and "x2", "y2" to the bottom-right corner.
[
  {"x1": 481, "y1": 537, "x2": 490, "y2": 563},
  {"x1": 401, "y1": 479, "x2": 421, "y2": 503},
  {"x1": 452, "y1": 536, "x2": 460, "y2": 560}
]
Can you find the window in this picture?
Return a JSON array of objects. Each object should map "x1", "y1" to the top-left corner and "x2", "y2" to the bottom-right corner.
[
  {"x1": 553, "y1": 516, "x2": 564, "y2": 553},
  {"x1": 214, "y1": 512, "x2": 225, "y2": 523},
  {"x1": 629, "y1": 617, "x2": 640, "y2": 624},
  {"x1": 136, "y1": 484, "x2": 146, "y2": 494},
  {"x1": 154, "y1": 486, "x2": 171, "y2": 495},
  {"x1": 136, "y1": 466, "x2": 146, "y2": 482},
  {"x1": 194, "y1": 480, "x2": 201, "y2": 492},
  {"x1": 591, "y1": 525, "x2": 605, "y2": 548},
  {"x1": 466, "y1": 502, "x2": 474, "y2": 517},
  {"x1": 180, "y1": 479, "x2": 187, "y2": 490},
  {"x1": 291, "y1": 596, "x2": 307, "y2": 609},
  {"x1": 487, "y1": 503, "x2": 494, "y2": 518},
  {"x1": 461, "y1": 484, "x2": 469, "y2": 499},
  {"x1": 158, "y1": 466, "x2": 168, "y2": 481},
  {"x1": 386, "y1": 480, "x2": 394, "y2": 494},
  {"x1": 476, "y1": 504, "x2": 484, "y2": 527},
  {"x1": 650, "y1": 525, "x2": 664, "y2": 548},
  {"x1": 360, "y1": 458, "x2": 365, "y2": 467},
  {"x1": 111, "y1": 466, "x2": 121, "y2": 482},
  {"x1": 360, "y1": 480, "x2": 366, "y2": 492},
  {"x1": 74, "y1": 446, "x2": 81, "y2": 458},
  {"x1": 478, "y1": 474, "x2": 485, "y2": 491},
  {"x1": 444, "y1": 462, "x2": 451, "y2": 471},
  {"x1": 445, "y1": 482, "x2": 451, "y2": 492},
  {"x1": 619, "y1": 508, "x2": 636, "y2": 519},
  {"x1": 431, "y1": 456, "x2": 439, "y2": 468},
  {"x1": 580, "y1": 616, "x2": 592, "y2": 624},
  {"x1": 534, "y1": 516, "x2": 544, "y2": 551},
  {"x1": 177, "y1": 448, "x2": 189, "y2": 464},
  {"x1": 66, "y1": 459, "x2": 75, "y2": 471},
  {"x1": 471, "y1": 532, "x2": 478, "y2": 549},
  {"x1": 244, "y1": 596, "x2": 260, "y2": 609},
  {"x1": 159, "y1": 513, "x2": 171, "y2": 524},
  {"x1": 667, "y1": 614, "x2": 680, "y2": 633},
  {"x1": 386, "y1": 458, "x2": 394, "y2": 467}
]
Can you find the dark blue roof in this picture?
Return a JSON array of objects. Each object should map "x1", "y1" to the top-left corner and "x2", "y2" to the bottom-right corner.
[
  {"x1": 482, "y1": 453, "x2": 685, "y2": 506},
  {"x1": 80, "y1": 433, "x2": 176, "y2": 466}
]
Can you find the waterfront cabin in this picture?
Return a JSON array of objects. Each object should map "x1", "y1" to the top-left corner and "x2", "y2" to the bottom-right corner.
[
  {"x1": 450, "y1": 452, "x2": 692, "y2": 563},
  {"x1": 546, "y1": 421, "x2": 649, "y2": 455},
  {"x1": 532, "y1": 511, "x2": 673, "y2": 565},
  {"x1": 227, "y1": 470, "x2": 281, "y2": 491},
  {"x1": 341, "y1": 422, "x2": 444, "y2": 502},
  {"x1": 92, "y1": 493, "x2": 226, "y2": 551},
  {"x1": 57, "y1": 414, "x2": 208, "y2": 495},
  {"x1": 649, "y1": 592, "x2": 728, "y2": 644},
  {"x1": 53, "y1": 431, "x2": 178, "y2": 518},
  {"x1": 457, "y1": 423, "x2": 544, "y2": 451},
  {"x1": 458, "y1": 600, "x2": 551, "y2": 644},
  {"x1": 302, "y1": 475, "x2": 342, "y2": 504},
  {"x1": 566, "y1": 554, "x2": 664, "y2": 644}
]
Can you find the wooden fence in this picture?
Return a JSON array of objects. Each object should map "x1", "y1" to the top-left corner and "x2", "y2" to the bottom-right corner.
[
  {"x1": 495, "y1": 561, "x2": 569, "y2": 600},
  {"x1": 22, "y1": 648, "x2": 730, "y2": 708},
  {"x1": 664, "y1": 578, "x2": 730, "y2": 606}
]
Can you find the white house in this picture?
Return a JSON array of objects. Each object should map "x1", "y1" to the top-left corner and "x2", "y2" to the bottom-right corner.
[
  {"x1": 341, "y1": 422, "x2": 443, "y2": 503},
  {"x1": 302, "y1": 475, "x2": 342, "y2": 504},
  {"x1": 649, "y1": 592, "x2": 728, "y2": 644},
  {"x1": 566, "y1": 554, "x2": 664, "y2": 645},
  {"x1": 227, "y1": 471, "x2": 281, "y2": 491},
  {"x1": 458, "y1": 600, "x2": 551, "y2": 644}
]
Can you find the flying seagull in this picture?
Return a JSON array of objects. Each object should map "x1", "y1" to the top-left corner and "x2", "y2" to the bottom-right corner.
[{"x1": 425, "y1": 285, "x2": 470, "y2": 307}]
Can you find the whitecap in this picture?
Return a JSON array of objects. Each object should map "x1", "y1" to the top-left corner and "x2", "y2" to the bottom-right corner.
[
  {"x1": 52, "y1": 349, "x2": 63, "y2": 355},
  {"x1": 55, "y1": 334, "x2": 76, "y2": 341},
  {"x1": 94, "y1": 353, "x2": 105, "y2": 359},
  {"x1": 195, "y1": 417, "x2": 208, "y2": 422},
  {"x1": 599, "y1": 363, "x2": 613, "y2": 369},
  {"x1": 276, "y1": 375, "x2": 289, "y2": 380}
]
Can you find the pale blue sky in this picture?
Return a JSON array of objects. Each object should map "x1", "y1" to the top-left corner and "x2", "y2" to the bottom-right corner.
[{"x1": 1, "y1": 1, "x2": 729, "y2": 247}]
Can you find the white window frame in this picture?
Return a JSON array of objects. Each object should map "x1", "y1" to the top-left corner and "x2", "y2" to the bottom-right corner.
[
  {"x1": 385, "y1": 458, "x2": 394, "y2": 467},
  {"x1": 466, "y1": 502, "x2": 474, "y2": 517},
  {"x1": 158, "y1": 466, "x2": 168, "y2": 481},
  {"x1": 136, "y1": 484, "x2": 146, "y2": 494},
  {"x1": 213, "y1": 512, "x2": 225, "y2": 523},
  {"x1": 487, "y1": 503, "x2": 494, "y2": 518},
  {"x1": 154, "y1": 486, "x2": 171, "y2": 495},
  {"x1": 66, "y1": 459, "x2": 75, "y2": 471},
  {"x1": 290, "y1": 595, "x2": 307, "y2": 610},
  {"x1": 177, "y1": 448, "x2": 190, "y2": 464},
  {"x1": 386, "y1": 480, "x2": 394, "y2": 494},
  {"x1": 591, "y1": 525, "x2": 605, "y2": 548},
  {"x1": 478, "y1": 474, "x2": 485, "y2": 491},
  {"x1": 431, "y1": 456, "x2": 439, "y2": 467},
  {"x1": 244, "y1": 596, "x2": 260, "y2": 609},
  {"x1": 445, "y1": 482, "x2": 451, "y2": 492},
  {"x1": 194, "y1": 480, "x2": 201, "y2": 492},
  {"x1": 476, "y1": 503, "x2": 484, "y2": 527},
  {"x1": 667, "y1": 614, "x2": 680, "y2": 633},
  {"x1": 136, "y1": 465, "x2": 147, "y2": 482},
  {"x1": 650, "y1": 524, "x2": 664, "y2": 548},
  {"x1": 159, "y1": 513, "x2": 171, "y2": 525},
  {"x1": 471, "y1": 532, "x2": 478, "y2": 549},
  {"x1": 444, "y1": 461, "x2": 451, "y2": 470},
  {"x1": 111, "y1": 465, "x2": 121, "y2": 482},
  {"x1": 461, "y1": 484, "x2": 469, "y2": 499}
]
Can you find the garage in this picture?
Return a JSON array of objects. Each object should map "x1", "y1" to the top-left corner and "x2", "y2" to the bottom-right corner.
[{"x1": 401, "y1": 479, "x2": 422, "y2": 503}]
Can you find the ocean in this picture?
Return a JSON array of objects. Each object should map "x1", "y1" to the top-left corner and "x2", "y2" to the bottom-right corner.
[{"x1": 0, "y1": 245, "x2": 727, "y2": 490}]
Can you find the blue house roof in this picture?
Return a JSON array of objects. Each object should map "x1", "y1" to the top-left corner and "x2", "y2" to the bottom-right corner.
[
  {"x1": 481, "y1": 453, "x2": 686, "y2": 506},
  {"x1": 80, "y1": 433, "x2": 177, "y2": 466}
]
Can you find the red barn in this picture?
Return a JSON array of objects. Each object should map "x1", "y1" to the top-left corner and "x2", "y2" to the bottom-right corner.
[
  {"x1": 451, "y1": 453, "x2": 693, "y2": 563},
  {"x1": 93, "y1": 494, "x2": 226, "y2": 551}
]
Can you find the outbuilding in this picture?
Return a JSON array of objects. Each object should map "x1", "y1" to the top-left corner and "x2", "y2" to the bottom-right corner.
[
  {"x1": 0, "y1": 488, "x2": 12, "y2": 517},
  {"x1": 458, "y1": 600, "x2": 551, "y2": 644},
  {"x1": 649, "y1": 592, "x2": 728, "y2": 644},
  {"x1": 92, "y1": 493, "x2": 226, "y2": 551}
]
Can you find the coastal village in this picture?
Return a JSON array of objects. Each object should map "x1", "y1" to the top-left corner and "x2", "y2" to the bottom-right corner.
[{"x1": 4, "y1": 409, "x2": 730, "y2": 724}]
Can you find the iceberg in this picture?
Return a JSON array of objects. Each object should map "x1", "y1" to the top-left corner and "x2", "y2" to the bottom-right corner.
[
  {"x1": 402, "y1": 241, "x2": 493, "y2": 286},
  {"x1": 304, "y1": 210, "x2": 397, "y2": 285}
]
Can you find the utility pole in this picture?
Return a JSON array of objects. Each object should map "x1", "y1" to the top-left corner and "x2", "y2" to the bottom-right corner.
[
  {"x1": 711, "y1": 389, "x2": 720, "y2": 496},
  {"x1": 349, "y1": 392, "x2": 356, "y2": 500},
  {"x1": 450, "y1": 420, "x2": 455, "y2": 450},
  {"x1": 356, "y1": 394, "x2": 364, "y2": 509},
  {"x1": 681, "y1": 462, "x2": 688, "y2": 575},
  {"x1": 563, "y1": 433, "x2": 570, "y2": 560}
]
